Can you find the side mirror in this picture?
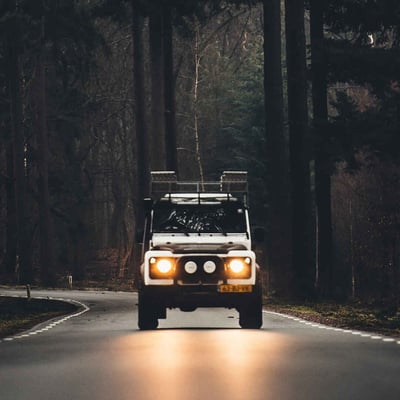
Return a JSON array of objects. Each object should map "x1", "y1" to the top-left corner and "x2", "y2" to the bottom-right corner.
[{"x1": 253, "y1": 227, "x2": 265, "y2": 243}]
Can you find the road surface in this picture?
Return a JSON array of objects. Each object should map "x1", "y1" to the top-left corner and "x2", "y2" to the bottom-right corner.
[{"x1": 0, "y1": 289, "x2": 399, "y2": 400}]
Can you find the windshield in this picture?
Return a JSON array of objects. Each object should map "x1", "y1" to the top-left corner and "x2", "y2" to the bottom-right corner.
[{"x1": 152, "y1": 202, "x2": 247, "y2": 234}]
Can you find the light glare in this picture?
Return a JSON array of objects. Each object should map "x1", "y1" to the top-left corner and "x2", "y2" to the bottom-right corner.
[
  {"x1": 229, "y1": 259, "x2": 245, "y2": 273},
  {"x1": 157, "y1": 259, "x2": 173, "y2": 274}
]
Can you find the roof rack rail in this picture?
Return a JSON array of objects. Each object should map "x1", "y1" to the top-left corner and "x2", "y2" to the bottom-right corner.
[
  {"x1": 220, "y1": 171, "x2": 248, "y2": 193},
  {"x1": 151, "y1": 170, "x2": 248, "y2": 204},
  {"x1": 151, "y1": 171, "x2": 177, "y2": 193}
]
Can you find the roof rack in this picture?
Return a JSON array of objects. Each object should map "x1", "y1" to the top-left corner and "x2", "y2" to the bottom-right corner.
[
  {"x1": 220, "y1": 171, "x2": 248, "y2": 193},
  {"x1": 150, "y1": 171, "x2": 178, "y2": 193},
  {"x1": 151, "y1": 171, "x2": 249, "y2": 204}
]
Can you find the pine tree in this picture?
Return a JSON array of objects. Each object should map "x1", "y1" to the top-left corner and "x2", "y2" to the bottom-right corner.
[
  {"x1": 285, "y1": 0, "x2": 314, "y2": 298},
  {"x1": 263, "y1": 0, "x2": 291, "y2": 295}
]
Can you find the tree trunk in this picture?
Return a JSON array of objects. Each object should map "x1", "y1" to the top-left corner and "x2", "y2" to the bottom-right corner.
[
  {"x1": 132, "y1": 4, "x2": 150, "y2": 205},
  {"x1": 163, "y1": 5, "x2": 178, "y2": 173},
  {"x1": 5, "y1": 0, "x2": 32, "y2": 284},
  {"x1": 193, "y1": 26, "x2": 205, "y2": 185},
  {"x1": 36, "y1": 17, "x2": 56, "y2": 286},
  {"x1": 2, "y1": 137, "x2": 17, "y2": 276},
  {"x1": 310, "y1": 0, "x2": 333, "y2": 299},
  {"x1": 149, "y1": 7, "x2": 166, "y2": 170},
  {"x1": 263, "y1": 0, "x2": 291, "y2": 296},
  {"x1": 131, "y1": 1, "x2": 150, "y2": 282},
  {"x1": 285, "y1": 0, "x2": 314, "y2": 299}
]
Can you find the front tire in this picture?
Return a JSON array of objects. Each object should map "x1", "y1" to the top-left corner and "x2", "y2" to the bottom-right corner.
[
  {"x1": 138, "y1": 292, "x2": 159, "y2": 330},
  {"x1": 239, "y1": 294, "x2": 263, "y2": 329}
]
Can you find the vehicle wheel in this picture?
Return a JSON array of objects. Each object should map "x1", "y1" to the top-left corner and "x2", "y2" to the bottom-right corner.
[
  {"x1": 138, "y1": 293, "x2": 159, "y2": 330},
  {"x1": 239, "y1": 295, "x2": 263, "y2": 329}
]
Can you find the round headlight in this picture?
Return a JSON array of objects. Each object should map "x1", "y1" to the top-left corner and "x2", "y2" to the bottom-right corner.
[
  {"x1": 228, "y1": 259, "x2": 245, "y2": 273},
  {"x1": 157, "y1": 259, "x2": 173, "y2": 274},
  {"x1": 184, "y1": 261, "x2": 197, "y2": 274},
  {"x1": 204, "y1": 260, "x2": 216, "y2": 274}
]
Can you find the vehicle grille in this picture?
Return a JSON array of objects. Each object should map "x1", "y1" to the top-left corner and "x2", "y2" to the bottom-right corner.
[{"x1": 176, "y1": 256, "x2": 224, "y2": 285}]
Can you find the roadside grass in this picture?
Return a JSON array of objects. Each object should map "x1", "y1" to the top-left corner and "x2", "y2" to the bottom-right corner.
[
  {"x1": 265, "y1": 300, "x2": 400, "y2": 338},
  {"x1": 0, "y1": 297, "x2": 77, "y2": 339}
]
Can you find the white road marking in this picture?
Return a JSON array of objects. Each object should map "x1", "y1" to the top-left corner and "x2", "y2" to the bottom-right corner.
[
  {"x1": 0, "y1": 296, "x2": 90, "y2": 343},
  {"x1": 264, "y1": 310, "x2": 399, "y2": 345},
  {"x1": 1, "y1": 294, "x2": 398, "y2": 345}
]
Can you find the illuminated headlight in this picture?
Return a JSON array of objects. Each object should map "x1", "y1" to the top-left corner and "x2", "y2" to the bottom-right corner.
[
  {"x1": 226, "y1": 257, "x2": 251, "y2": 278},
  {"x1": 149, "y1": 257, "x2": 175, "y2": 278}
]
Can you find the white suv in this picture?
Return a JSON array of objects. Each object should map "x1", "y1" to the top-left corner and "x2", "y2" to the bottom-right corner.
[{"x1": 137, "y1": 171, "x2": 263, "y2": 330}]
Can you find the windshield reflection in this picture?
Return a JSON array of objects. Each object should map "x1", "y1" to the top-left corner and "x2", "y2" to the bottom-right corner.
[{"x1": 152, "y1": 204, "x2": 247, "y2": 234}]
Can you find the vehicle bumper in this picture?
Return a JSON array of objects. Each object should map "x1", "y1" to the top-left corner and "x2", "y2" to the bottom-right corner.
[{"x1": 139, "y1": 284, "x2": 262, "y2": 309}]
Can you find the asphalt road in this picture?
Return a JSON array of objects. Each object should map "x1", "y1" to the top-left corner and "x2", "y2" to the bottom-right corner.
[{"x1": 0, "y1": 289, "x2": 399, "y2": 400}]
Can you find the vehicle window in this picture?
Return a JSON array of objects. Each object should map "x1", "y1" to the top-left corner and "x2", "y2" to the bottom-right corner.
[{"x1": 152, "y1": 203, "x2": 246, "y2": 233}]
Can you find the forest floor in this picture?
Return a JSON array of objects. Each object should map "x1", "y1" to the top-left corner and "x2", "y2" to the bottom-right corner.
[
  {"x1": 265, "y1": 299, "x2": 400, "y2": 338},
  {"x1": 1, "y1": 284, "x2": 399, "y2": 339},
  {"x1": 0, "y1": 296, "x2": 77, "y2": 339}
]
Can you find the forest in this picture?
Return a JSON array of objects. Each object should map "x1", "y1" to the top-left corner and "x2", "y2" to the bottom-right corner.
[{"x1": 0, "y1": 0, "x2": 399, "y2": 307}]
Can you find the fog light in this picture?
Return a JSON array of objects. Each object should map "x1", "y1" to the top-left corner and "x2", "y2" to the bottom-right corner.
[
  {"x1": 204, "y1": 260, "x2": 216, "y2": 274},
  {"x1": 184, "y1": 261, "x2": 197, "y2": 274}
]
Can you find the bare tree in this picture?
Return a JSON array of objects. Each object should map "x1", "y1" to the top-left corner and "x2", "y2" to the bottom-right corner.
[
  {"x1": 132, "y1": 2, "x2": 150, "y2": 205},
  {"x1": 310, "y1": 0, "x2": 333, "y2": 298},
  {"x1": 163, "y1": 4, "x2": 178, "y2": 173},
  {"x1": 149, "y1": 7, "x2": 166, "y2": 170}
]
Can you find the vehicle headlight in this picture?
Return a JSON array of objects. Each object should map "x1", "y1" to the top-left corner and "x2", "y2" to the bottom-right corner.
[
  {"x1": 226, "y1": 257, "x2": 251, "y2": 278},
  {"x1": 149, "y1": 257, "x2": 175, "y2": 278}
]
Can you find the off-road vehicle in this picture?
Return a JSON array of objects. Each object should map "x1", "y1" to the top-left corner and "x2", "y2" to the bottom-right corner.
[{"x1": 137, "y1": 171, "x2": 263, "y2": 329}]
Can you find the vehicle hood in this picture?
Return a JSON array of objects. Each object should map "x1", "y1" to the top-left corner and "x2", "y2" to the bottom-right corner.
[{"x1": 151, "y1": 233, "x2": 250, "y2": 253}]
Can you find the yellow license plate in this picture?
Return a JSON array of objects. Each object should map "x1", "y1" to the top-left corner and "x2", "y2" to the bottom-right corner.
[{"x1": 218, "y1": 285, "x2": 253, "y2": 293}]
